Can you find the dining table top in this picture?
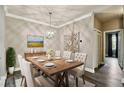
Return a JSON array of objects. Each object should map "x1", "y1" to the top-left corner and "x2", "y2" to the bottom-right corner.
[{"x1": 26, "y1": 56, "x2": 84, "y2": 76}]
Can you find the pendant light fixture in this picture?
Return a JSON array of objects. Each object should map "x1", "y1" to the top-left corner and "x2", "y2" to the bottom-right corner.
[{"x1": 46, "y1": 12, "x2": 55, "y2": 39}]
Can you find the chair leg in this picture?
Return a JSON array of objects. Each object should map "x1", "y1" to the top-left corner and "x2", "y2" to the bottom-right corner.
[
  {"x1": 20, "y1": 76, "x2": 24, "y2": 86},
  {"x1": 42, "y1": 72, "x2": 48, "y2": 78},
  {"x1": 76, "y1": 77, "x2": 78, "y2": 87},
  {"x1": 82, "y1": 75, "x2": 85, "y2": 84},
  {"x1": 20, "y1": 76, "x2": 25, "y2": 86},
  {"x1": 38, "y1": 69, "x2": 41, "y2": 76}
]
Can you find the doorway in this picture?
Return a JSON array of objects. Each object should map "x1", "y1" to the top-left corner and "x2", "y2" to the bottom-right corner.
[{"x1": 105, "y1": 32, "x2": 119, "y2": 58}]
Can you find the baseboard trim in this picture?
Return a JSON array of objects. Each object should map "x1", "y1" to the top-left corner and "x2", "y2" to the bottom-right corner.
[{"x1": 85, "y1": 67, "x2": 95, "y2": 73}]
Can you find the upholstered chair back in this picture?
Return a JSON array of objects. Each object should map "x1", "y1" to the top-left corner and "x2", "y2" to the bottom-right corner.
[
  {"x1": 55, "y1": 50, "x2": 61, "y2": 57},
  {"x1": 74, "y1": 53, "x2": 87, "y2": 74},
  {"x1": 17, "y1": 54, "x2": 25, "y2": 76},
  {"x1": 63, "y1": 51, "x2": 72, "y2": 59},
  {"x1": 22, "y1": 59, "x2": 35, "y2": 87},
  {"x1": 74, "y1": 53, "x2": 87, "y2": 63}
]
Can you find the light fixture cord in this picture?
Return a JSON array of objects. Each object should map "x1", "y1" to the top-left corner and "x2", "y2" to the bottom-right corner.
[{"x1": 49, "y1": 12, "x2": 52, "y2": 29}]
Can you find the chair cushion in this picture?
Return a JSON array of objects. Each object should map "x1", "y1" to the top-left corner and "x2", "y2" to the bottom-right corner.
[
  {"x1": 34, "y1": 76, "x2": 54, "y2": 87},
  {"x1": 69, "y1": 66, "x2": 84, "y2": 77}
]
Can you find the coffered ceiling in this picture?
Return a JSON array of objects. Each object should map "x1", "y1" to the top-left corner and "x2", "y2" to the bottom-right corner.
[{"x1": 5, "y1": 5, "x2": 123, "y2": 27}]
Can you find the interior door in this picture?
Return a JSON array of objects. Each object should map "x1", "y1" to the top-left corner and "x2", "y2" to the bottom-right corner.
[{"x1": 97, "y1": 31, "x2": 103, "y2": 67}]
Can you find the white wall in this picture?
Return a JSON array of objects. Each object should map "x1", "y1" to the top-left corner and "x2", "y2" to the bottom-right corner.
[{"x1": 0, "y1": 6, "x2": 6, "y2": 76}]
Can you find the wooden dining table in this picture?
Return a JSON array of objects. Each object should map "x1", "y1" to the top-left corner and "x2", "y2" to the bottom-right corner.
[{"x1": 26, "y1": 56, "x2": 84, "y2": 87}]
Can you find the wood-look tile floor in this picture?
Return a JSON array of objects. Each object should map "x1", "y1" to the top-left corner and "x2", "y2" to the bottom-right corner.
[{"x1": 85, "y1": 57, "x2": 124, "y2": 87}]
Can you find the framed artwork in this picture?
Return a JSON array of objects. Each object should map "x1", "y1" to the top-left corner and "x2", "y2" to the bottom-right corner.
[
  {"x1": 64, "y1": 32, "x2": 80, "y2": 52},
  {"x1": 64, "y1": 35, "x2": 72, "y2": 51},
  {"x1": 27, "y1": 35, "x2": 44, "y2": 48}
]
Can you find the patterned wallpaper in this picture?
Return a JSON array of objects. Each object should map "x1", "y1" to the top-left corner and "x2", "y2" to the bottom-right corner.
[
  {"x1": 6, "y1": 17, "x2": 60, "y2": 67},
  {"x1": 6, "y1": 16, "x2": 96, "y2": 71},
  {"x1": 59, "y1": 16, "x2": 96, "y2": 70}
]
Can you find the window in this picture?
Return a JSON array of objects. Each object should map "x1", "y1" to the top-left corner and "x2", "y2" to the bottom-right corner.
[{"x1": 112, "y1": 34, "x2": 116, "y2": 51}]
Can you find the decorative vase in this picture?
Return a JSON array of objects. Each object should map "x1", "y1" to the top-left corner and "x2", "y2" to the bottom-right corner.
[
  {"x1": 48, "y1": 54, "x2": 52, "y2": 60},
  {"x1": 8, "y1": 67, "x2": 14, "y2": 74}
]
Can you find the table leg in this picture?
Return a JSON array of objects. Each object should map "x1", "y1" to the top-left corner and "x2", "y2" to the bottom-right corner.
[
  {"x1": 58, "y1": 72, "x2": 66, "y2": 87},
  {"x1": 55, "y1": 73, "x2": 66, "y2": 87},
  {"x1": 54, "y1": 72, "x2": 69, "y2": 87},
  {"x1": 65, "y1": 71, "x2": 69, "y2": 87},
  {"x1": 55, "y1": 74, "x2": 59, "y2": 87}
]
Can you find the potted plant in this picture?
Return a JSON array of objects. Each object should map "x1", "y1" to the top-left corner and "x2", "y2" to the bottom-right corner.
[{"x1": 6, "y1": 47, "x2": 16, "y2": 74}]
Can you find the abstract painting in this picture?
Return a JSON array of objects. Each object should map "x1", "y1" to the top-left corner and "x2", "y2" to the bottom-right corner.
[{"x1": 27, "y1": 35, "x2": 44, "y2": 47}]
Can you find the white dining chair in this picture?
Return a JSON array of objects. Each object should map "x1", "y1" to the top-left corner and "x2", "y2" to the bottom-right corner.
[
  {"x1": 18, "y1": 54, "x2": 42, "y2": 86},
  {"x1": 55, "y1": 50, "x2": 61, "y2": 57},
  {"x1": 69, "y1": 53, "x2": 87, "y2": 87},
  {"x1": 63, "y1": 51, "x2": 72, "y2": 59},
  {"x1": 17, "y1": 54, "x2": 26, "y2": 86},
  {"x1": 22, "y1": 59, "x2": 54, "y2": 87}
]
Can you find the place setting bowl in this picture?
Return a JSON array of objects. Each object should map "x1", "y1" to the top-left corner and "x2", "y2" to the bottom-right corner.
[
  {"x1": 43, "y1": 62, "x2": 56, "y2": 68},
  {"x1": 65, "y1": 59, "x2": 75, "y2": 63},
  {"x1": 37, "y1": 59, "x2": 45, "y2": 63},
  {"x1": 54, "y1": 56, "x2": 61, "y2": 60},
  {"x1": 31, "y1": 56, "x2": 39, "y2": 59}
]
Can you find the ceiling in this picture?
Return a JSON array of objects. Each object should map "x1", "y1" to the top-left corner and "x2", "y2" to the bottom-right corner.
[
  {"x1": 95, "y1": 5, "x2": 123, "y2": 23},
  {"x1": 6, "y1": 5, "x2": 123, "y2": 27}
]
